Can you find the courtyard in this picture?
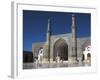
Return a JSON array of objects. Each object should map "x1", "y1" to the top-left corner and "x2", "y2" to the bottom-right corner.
[{"x1": 23, "y1": 61, "x2": 91, "y2": 69}]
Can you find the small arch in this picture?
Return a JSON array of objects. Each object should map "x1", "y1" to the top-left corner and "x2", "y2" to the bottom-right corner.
[
  {"x1": 87, "y1": 53, "x2": 91, "y2": 60},
  {"x1": 82, "y1": 54, "x2": 85, "y2": 61}
]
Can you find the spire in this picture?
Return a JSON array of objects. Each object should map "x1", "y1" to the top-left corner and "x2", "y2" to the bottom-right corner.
[
  {"x1": 72, "y1": 14, "x2": 76, "y2": 29},
  {"x1": 46, "y1": 19, "x2": 51, "y2": 44},
  {"x1": 47, "y1": 19, "x2": 51, "y2": 33}
]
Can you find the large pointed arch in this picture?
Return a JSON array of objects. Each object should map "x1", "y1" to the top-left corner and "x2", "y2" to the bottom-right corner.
[{"x1": 53, "y1": 38, "x2": 68, "y2": 61}]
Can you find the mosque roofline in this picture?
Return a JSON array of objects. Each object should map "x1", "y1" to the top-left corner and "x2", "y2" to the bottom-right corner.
[
  {"x1": 32, "y1": 33, "x2": 90, "y2": 44},
  {"x1": 32, "y1": 42, "x2": 46, "y2": 45},
  {"x1": 77, "y1": 36, "x2": 90, "y2": 40},
  {"x1": 51, "y1": 33, "x2": 90, "y2": 38},
  {"x1": 51, "y1": 33, "x2": 71, "y2": 37}
]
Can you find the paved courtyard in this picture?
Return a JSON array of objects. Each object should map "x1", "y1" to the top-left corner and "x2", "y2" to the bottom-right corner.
[{"x1": 23, "y1": 62, "x2": 91, "y2": 69}]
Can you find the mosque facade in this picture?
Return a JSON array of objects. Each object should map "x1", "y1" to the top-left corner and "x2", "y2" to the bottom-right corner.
[{"x1": 32, "y1": 14, "x2": 91, "y2": 63}]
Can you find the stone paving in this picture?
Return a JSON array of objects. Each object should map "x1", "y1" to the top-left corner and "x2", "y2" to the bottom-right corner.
[{"x1": 23, "y1": 61, "x2": 91, "y2": 69}]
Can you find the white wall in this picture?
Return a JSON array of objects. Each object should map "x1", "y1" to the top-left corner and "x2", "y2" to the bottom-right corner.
[{"x1": 0, "y1": 0, "x2": 100, "y2": 80}]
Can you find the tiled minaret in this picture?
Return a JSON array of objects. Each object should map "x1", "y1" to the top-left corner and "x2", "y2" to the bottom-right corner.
[
  {"x1": 72, "y1": 14, "x2": 77, "y2": 60},
  {"x1": 46, "y1": 19, "x2": 51, "y2": 62}
]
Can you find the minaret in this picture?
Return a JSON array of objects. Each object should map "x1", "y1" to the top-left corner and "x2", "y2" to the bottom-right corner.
[
  {"x1": 72, "y1": 14, "x2": 77, "y2": 60},
  {"x1": 46, "y1": 19, "x2": 51, "y2": 62}
]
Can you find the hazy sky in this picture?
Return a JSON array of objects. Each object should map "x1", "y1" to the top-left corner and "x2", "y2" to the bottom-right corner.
[{"x1": 23, "y1": 10, "x2": 91, "y2": 51}]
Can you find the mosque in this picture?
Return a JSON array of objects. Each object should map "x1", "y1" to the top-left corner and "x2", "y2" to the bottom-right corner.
[{"x1": 32, "y1": 14, "x2": 91, "y2": 63}]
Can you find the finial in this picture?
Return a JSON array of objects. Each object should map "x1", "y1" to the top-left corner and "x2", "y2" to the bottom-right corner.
[{"x1": 72, "y1": 14, "x2": 75, "y2": 17}]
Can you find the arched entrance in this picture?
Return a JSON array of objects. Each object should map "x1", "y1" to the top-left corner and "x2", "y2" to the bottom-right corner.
[{"x1": 53, "y1": 39, "x2": 68, "y2": 61}]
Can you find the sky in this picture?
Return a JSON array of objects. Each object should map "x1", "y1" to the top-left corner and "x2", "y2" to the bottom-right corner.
[{"x1": 23, "y1": 10, "x2": 91, "y2": 51}]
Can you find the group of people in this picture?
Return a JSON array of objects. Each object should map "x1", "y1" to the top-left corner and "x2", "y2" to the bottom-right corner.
[
  {"x1": 34, "y1": 48, "x2": 44, "y2": 64},
  {"x1": 82, "y1": 45, "x2": 91, "y2": 63}
]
